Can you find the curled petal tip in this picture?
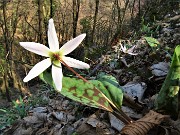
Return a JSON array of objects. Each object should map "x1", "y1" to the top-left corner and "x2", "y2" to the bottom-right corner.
[{"x1": 49, "y1": 18, "x2": 54, "y2": 23}]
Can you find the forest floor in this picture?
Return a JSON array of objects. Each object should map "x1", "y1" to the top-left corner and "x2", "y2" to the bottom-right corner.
[{"x1": 0, "y1": 12, "x2": 180, "y2": 135}]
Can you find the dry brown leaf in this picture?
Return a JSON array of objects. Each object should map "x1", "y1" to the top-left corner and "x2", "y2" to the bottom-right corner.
[
  {"x1": 12, "y1": 126, "x2": 33, "y2": 135},
  {"x1": 109, "y1": 113, "x2": 125, "y2": 132},
  {"x1": 34, "y1": 112, "x2": 47, "y2": 122},
  {"x1": 35, "y1": 127, "x2": 49, "y2": 134},
  {"x1": 23, "y1": 115, "x2": 42, "y2": 125},
  {"x1": 76, "y1": 122, "x2": 97, "y2": 135},
  {"x1": 96, "y1": 121, "x2": 115, "y2": 135},
  {"x1": 120, "y1": 110, "x2": 169, "y2": 135},
  {"x1": 166, "y1": 118, "x2": 180, "y2": 134},
  {"x1": 76, "y1": 114, "x2": 115, "y2": 135},
  {"x1": 3, "y1": 120, "x2": 21, "y2": 135},
  {"x1": 31, "y1": 107, "x2": 47, "y2": 113},
  {"x1": 158, "y1": 125, "x2": 180, "y2": 135},
  {"x1": 49, "y1": 124, "x2": 63, "y2": 135},
  {"x1": 169, "y1": 119, "x2": 180, "y2": 132},
  {"x1": 76, "y1": 114, "x2": 98, "y2": 135}
]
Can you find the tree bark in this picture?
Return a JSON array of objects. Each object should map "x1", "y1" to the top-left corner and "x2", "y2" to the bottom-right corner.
[
  {"x1": 0, "y1": 0, "x2": 28, "y2": 100},
  {"x1": 92, "y1": 0, "x2": 99, "y2": 43},
  {"x1": 37, "y1": 0, "x2": 43, "y2": 43},
  {"x1": 72, "y1": 0, "x2": 80, "y2": 38},
  {"x1": 1, "y1": 0, "x2": 11, "y2": 101}
]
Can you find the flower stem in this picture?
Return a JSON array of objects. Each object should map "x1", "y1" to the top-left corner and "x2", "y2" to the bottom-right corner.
[
  {"x1": 60, "y1": 59, "x2": 89, "y2": 83},
  {"x1": 60, "y1": 59, "x2": 133, "y2": 124}
]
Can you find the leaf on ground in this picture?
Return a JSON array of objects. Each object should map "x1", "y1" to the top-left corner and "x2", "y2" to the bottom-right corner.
[
  {"x1": 35, "y1": 127, "x2": 49, "y2": 135},
  {"x1": 122, "y1": 82, "x2": 147, "y2": 100},
  {"x1": 76, "y1": 120, "x2": 97, "y2": 135},
  {"x1": 50, "y1": 124, "x2": 64, "y2": 135},
  {"x1": 144, "y1": 37, "x2": 160, "y2": 47},
  {"x1": 96, "y1": 121, "x2": 115, "y2": 135},
  {"x1": 121, "y1": 106, "x2": 143, "y2": 119},
  {"x1": 76, "y1": 114, "x2": 115, "y2": 135},
  {"x1": 23, "y1": 115, "x2": 43, "y2": 124},
  {"x1": 109, "y1": 112, "x2": 125, "y2": 132},
  {"x1": 120, "y1": 110, "x2": 169, "y2": 135},
  {"x1": 31, "y1": 107, "x2": 47, "y2": 113},
  {"x1": 12, "y1": 126, "x2": 33, "y2": 135},
  {"x1": 52, "y1": 111, "x2": 75, "y2": 123},
  {"x1": 3, "y1": 121, "x2": 21, "y2": 135},
  {"x1": 150, "y1": 62, "x2": 170, "y2": 76},
  {"x1": 168, "y1": 119, "x2": 180, "y2": 133}
]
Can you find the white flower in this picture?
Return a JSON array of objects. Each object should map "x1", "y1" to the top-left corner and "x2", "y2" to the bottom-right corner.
[
  {"x1": 20, "y1": 19, "x2": 90, "y2": 91},
  {"x1": 120, "y1": 44, "x2": 138, "y2": 55}
]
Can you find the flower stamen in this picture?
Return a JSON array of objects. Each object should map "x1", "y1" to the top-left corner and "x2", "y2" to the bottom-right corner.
[{"x1": 53, "y1": 53, "x2": 60, "y2": 60}]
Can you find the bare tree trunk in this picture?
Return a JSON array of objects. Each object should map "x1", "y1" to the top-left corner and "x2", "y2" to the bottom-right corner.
[
  {"x1": 0, "y1": 0, "x2": 28, "y2": 99},
  {"x1": 11, "y1": 61, "x2": 29, "y2": 95},
  {"x1": 130, "y1": 0, "x2": 136, "y2": 27},
  {"x1": 72, "y1": 0, "x2": 80, "y2": 38},
  {"x1": 138, "y1": 0, "x2": 141, "y2": 23},
  {"x1": 50, "y1": 0, "x2": 53, "y2": 18},
  {"x1": 2, "y1": 0, "x2": 11, "y2": 101},
  {"x1": 92, "y1": 0, "x2": 99, "y2": 43},
  {"x1": 37, "y1": 0, "x2": 43, "y2": 43},
  {"x1": 110, "y1": 0, "x2": 130, "y2": 45}
]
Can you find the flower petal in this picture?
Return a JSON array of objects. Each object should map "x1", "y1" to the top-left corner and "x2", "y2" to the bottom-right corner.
[
  {"x1": 62, "y1": 56, "x2": 90, "y2": 69},
  {"x1": 48, "y1": 18, "x2": 59, "y2": 52},
  {"x1": 23, "y1": 58, "x2": 51, "y2": 82},
  {"x1": 20, "y1": 42, "x2": 50, "y2": 57},
  {"x1": 128, "y1": 52, "x2": 139, "y2": 55},
  {"x1": 59, "y1": 34, "x2": 86, "y2": 55},
  {"x1": 120, "y1": 44, "x2": 127, "y2": 53},
  {"x1": 52, "y1": 64, "x2": 63, "y2": 91},
  {"x1": 127, "y1": 45, "x2": 137, "y2": 53}
]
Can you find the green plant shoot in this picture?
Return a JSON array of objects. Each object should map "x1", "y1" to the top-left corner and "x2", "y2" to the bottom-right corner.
[
  {"x1": 155, "y1": 45, "x2": 180, "y2": 116},
  {"x1": 144, "y1": 37, "x2": 160, "y2": 47}
]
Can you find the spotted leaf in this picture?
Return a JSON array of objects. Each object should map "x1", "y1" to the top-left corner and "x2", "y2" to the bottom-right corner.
[{"x1": 39, "y1": 71, "x2": 113, "y2": 112}]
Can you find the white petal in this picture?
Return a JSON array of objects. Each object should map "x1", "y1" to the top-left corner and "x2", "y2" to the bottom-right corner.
[
  {"x1": 127, "y1": 45, "x2": 136, "y2": 53},
  {"x1": 23, "y1": 58, "x2": 51, "y2": 82},
  {"x1": 128, "y1": 52, "x2": 139, "y2": 55},
  {"x1": 52, "y1": 64, "x2": 63, "y2": 91},
  {"x1": 120, "y1": 44, "x2": 126, "y2": 53},
  {"x1": 62, "y1": 56, "x2": 90, "y2": 69},
  {"x1": 48, "y1": 18, "x2": 59, "y2": 52},
  {"x1": 20, "y1": 42, "x2": 50, "y2": 57},
  {"x1": 59, "y1": 34, "x2": 86, "y2": 55}
]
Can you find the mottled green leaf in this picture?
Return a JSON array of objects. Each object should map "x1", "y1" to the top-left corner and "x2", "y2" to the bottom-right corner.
[
  {"x1": 155, "y1": 45, "x2": 180, "y2": 116},
  {"x1": 95, "y1": 73, "x2": 123, "y2": 110},
  {"x1": 144, "y1": 37, "x2": 159, "y2": 47},
  {"x1": 39, "y1": 71, "x2": 113, "y2": 112}
]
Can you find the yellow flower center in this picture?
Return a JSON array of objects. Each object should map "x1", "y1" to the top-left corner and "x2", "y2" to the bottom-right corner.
[{"x1": 49, "y1": 51, "x2": 63, "y2": 65}]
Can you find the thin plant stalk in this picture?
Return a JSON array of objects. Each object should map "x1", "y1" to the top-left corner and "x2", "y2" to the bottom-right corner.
[{"x1": 60, "y1": 59, "x2": 133, "y2": 124}]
